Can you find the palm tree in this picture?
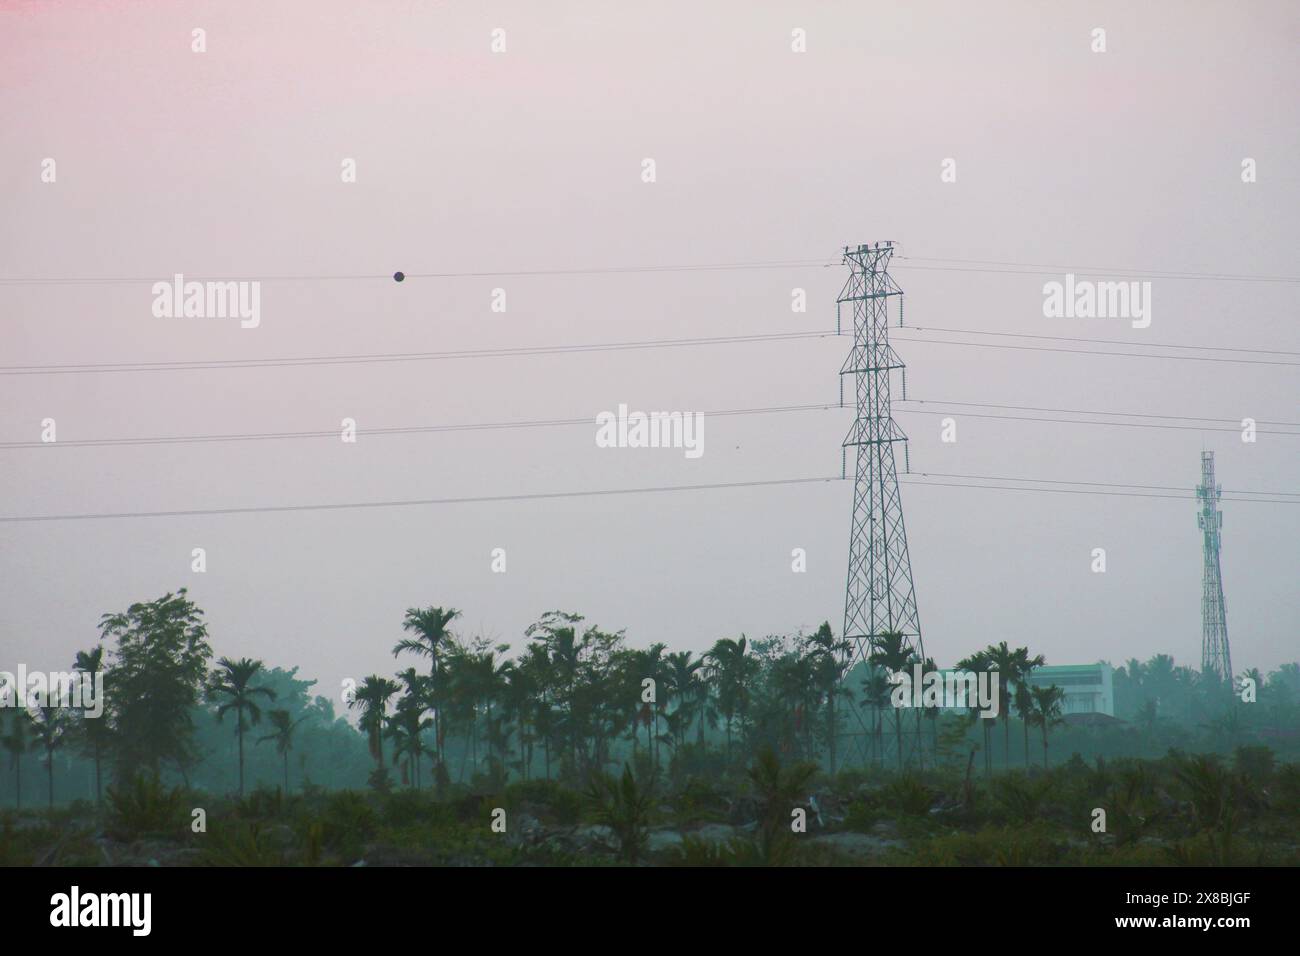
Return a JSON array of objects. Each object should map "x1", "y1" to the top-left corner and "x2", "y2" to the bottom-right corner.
[
  {"x1": 256, "y1": 708, "x2": 311, "y2": 793},
  {"x1": 770, "y1": 652, "x2": 814, "y2": 759},
  {"x1": 392, "y1": 668, "x2": 433, "y2": 788},
  {"x1": 663, "y1": 651, "x2": 703, "y2": 757},
  {"x1": 349, "y1": 675, "x2": 400, "y2": 772},
  {"x1": 469, "y1": 645, "x2": 513, "y2": 783},
  {"x1": 518, "y1": 643, "x2": 556, "y2": 780},
  {"x1": 860, "y1": 665, "x2": 892, "y2": 769},
  {"x1": 1239, "y1": 667, "x2": 1264, "y2": 706},
  {"x1": 1013, "y1": 680, "x2": 1035, "y2": 767},
  {"x1": 692, "y1": 654, "x2": 718, "y2": 749},
  {"x1": 1145, "y1": 654, "x2": 1177, "y2": 714},
  {"x1": 30, "y1": 706, "x2": 68, "y2": 809},
  {"x1": 585, "y1": 764, "x2": 655, "y2": 864},
  {"x1": 1, "y1": 709, "x2": 32, "y2": 809},
  {"x1": 501, "y1": 661, "x2": 540, "y2": 781},
  {"x1": 803, "y1": 622, "x2": 851, "y2": 773},
  {"x1": 1001, "y1": 645, "x2": 1046, "y2": 767},
  {"x1": 395, "y1": 606, "x2": 461, "y2": 772},
  {"x1": 1136, "y1": 698, "x2": 1159, "y2": 736},
  {"x1": 868, "y1": 631, "x2": 915, "y2": 771},
  {"x1": 73, "y1": 646, "x2": 110, "y2": 806},
  {"x1": 984, "y1": 642, "x2": 1041, "y2": 769},
  {"x1": 542, "y1": 625, "x2": 585, "y2": 770},
  {"x1": 957, "y1": 650, "x2": 994, "y2": 776},
  {"x1": 207, "y1": 657, "x2": 276, "y2": 796},
  {"x1": 1027, "y1": 684, "x2": 1066, "y2": 767},
  {"x1": 917, "y1": 656, "x2": 943, "y2": 770},
  {"x1": 706, "y1": 636, "x2": 752, "y2": 761},
  {"x1": 632, "y1": 643, "x2": 669, "y2": 771},
  {"x1": 747, "y1": 747, "x2": 818, "y2": 864}
]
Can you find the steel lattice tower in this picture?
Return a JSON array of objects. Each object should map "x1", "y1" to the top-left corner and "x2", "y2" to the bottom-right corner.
[
  {"x1": 1197, "y1": 451, "x2": 1233, "y2": 684},
  {"x1": 838, "y1": 242, "x2": 924, "y2": 668}
]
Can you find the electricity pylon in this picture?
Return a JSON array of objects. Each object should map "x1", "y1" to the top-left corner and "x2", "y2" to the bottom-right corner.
[
  {"x1": 838, "y1": 242, "x2": 925, "y2": 672},
  {"x1": 1197, "y1": 451, "x2": 1233, "y2": 685}
]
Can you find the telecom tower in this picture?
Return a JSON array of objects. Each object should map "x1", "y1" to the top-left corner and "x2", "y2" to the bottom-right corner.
[
  {"x1": 838, "y1": 243, "x2": 925, "y2": 669},
  {"x1": 1197, "y1": 451, "x2": 1233, "y2": 685}
]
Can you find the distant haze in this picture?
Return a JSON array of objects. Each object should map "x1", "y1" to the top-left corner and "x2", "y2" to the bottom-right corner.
[{"x1": 1, "y1": 1, "x2": 1296, "y2": 706}]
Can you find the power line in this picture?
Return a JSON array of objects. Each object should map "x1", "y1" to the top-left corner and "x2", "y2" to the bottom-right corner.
[
  {"x1": 5, "y1": 326, "x2": 1294, "y2": 377},
  {"x1": 893, "y1": 336, "x2": 1300, "y2": 367},
  {"x1": 2, "y1": 472, "x2": 1296, "y2": 524},
  {"x1": 895, "y1": 256, "x2": 1300, "y2": 284},
  {"x1": 900, "y1": 398, "x2": 1300, "y2": 428},
  {"x1": 0, "y1": 329, "x2": 839, "y2": 376},
  {"x1": 912, "y1": 470, "x2": 1300, "y2": 499},
  {"x1": 0, "y1": 401, "x2": 838, "y2": 450},
  {"x1": 2, "y1": 254, "x2": 1296, "y2": 286},
  {"x1": 5, "y1": 398, "x2": 1295, "y2": 451},
  {"x1": 897, "y1": 407, "x2": 1300, "y2": 437},
  {"x1": 3, "y1": 259, "x2": 837, "y2": 285},
  {"x1": 0, "y1": 476, "x2": 844, "y2": 523},
  {"x1": 908, "y1": 327, "x2": 1300, "y2": 358},
  {"x1": 900, "y1": 476, "x2": 1298, "y2": 505}
]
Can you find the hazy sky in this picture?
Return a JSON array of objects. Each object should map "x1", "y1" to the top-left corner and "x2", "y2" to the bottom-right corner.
[{"x1": 2, "y1": 1, "x2": 1296, "y2": 708}]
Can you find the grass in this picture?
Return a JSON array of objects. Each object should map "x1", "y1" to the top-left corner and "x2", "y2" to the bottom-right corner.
[{"x1": 3, "y1": 750, "x2": 1297, "y2": 867}]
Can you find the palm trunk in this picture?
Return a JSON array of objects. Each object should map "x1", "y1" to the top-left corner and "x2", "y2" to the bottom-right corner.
[
  {"x1": 283, "y1": 751, "x2": 290, "y2": 793},
  {"x1": 237, "y1": 715, "x2": 246, "y2": 796},
  {"x1": 430, "y1": 657, "x2": 441, "y2": 767},
  {"x1": 1041, "y1": 726, "x2": 1049, "y2": 768},
  {"x1": 827, "y1": 695, "x2": 836, "y2": 775},
  {"x1": 916, "y1": 710, "x2": 924, "y2": 771},
  {"x1": 895, "y1": 710, "x2": 903, "y2": 772},
  {"x1": 47, "y1": 748, "x2": 54, "y2": 809}
]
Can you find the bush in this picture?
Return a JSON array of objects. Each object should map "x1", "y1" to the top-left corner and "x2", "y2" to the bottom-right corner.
[
  {"x1": 200, "y1": 821, "x2": 286, "y2": 866},
  {"x1": 879, "y1": 776, "x2": 932, "y2": 817},
  {"x1": 990, "y1": 772, "x2": 1053, "y2": 824},
  {"x1": 380, "y1": 788, "x2": 453, "y2": 828},
  {"x1": 843, "y1": 798, "x2": 878, "y2": 832},
  {"x1": 586, "y1": 764, "x2": 654, "y2": 864},
  {"x1": 313, "y1": 790, "x2": 376, "y2": 858},
  {"x1": 503, "y1": 779, "x2": 582, "y2": 824},
  {"x1": 1233, "y1": 745, "x2": 1275, "y2": 783},
  {"x1": 671, "y1": 776, "x2": 727, "y2": 826},
  {"x1": 106, "y1": 773, "x2": 187, "y2": 840}
]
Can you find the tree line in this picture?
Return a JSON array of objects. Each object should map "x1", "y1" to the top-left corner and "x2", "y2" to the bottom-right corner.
[{"x1": 2, "y1": 589, "x2": 1292, "y2": 808}]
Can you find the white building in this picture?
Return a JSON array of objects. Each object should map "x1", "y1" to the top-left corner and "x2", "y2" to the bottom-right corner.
[{"x1": 1023, "y1": 663, "x2": 1114, "y2": 717}]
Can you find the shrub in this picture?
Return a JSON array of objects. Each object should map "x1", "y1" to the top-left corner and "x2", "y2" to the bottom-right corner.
[
  {"x1": 586, "y1": 764, "x2": 654, "y2": 864},
  {"x1": 106, "y1": 773, "x2": 187, "y2": 840},
  {"x1": 502, "y1": 779, "x2": 582, "y2": 824},
  {"x1": 200, "y1": 821, "x2": 285, "y2": 866},
  {"x1": 879, "y1": 775, "x2": 932, "y2": 817}
]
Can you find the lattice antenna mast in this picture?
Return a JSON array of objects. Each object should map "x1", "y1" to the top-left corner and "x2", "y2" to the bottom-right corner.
[
  {"x1": 1197, "y1": 451, "x2": 1233, "y2": 685},
  {"x1": 838, "y1": 242, "x2": 924, "y2": 669}
]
